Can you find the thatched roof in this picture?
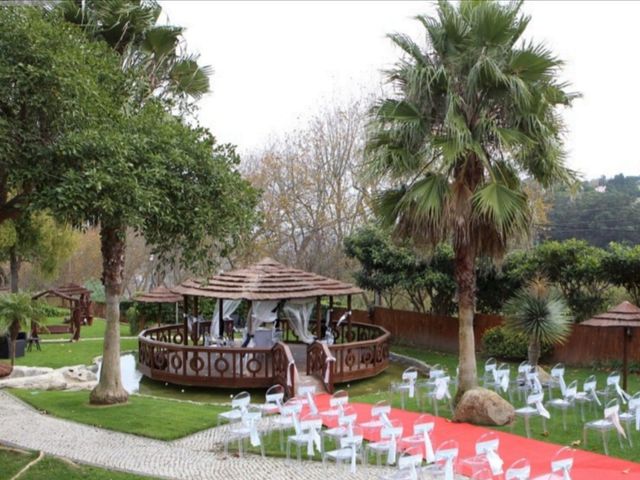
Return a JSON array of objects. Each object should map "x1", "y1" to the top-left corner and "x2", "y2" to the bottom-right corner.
[
  {"x1": 171, "y1": 257, "x2": 363, "y2": 301},
  {"x1": 134, "y1": 286, "x2": 182, "y2": 304},
  {"x1": 582, "y1": 301, "x2": 640, "y2": 328},
  {"x1": 32, "y1": 283, "x2": 91, "y2": 302}
]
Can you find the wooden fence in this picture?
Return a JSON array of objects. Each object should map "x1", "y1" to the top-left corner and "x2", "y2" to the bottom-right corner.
[{"x1": 335, "y1": 306, "x2": 640, "y2": 367}]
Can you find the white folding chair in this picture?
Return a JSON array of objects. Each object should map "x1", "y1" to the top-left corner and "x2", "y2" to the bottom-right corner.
[
  {"x1": 223, "y1": 405, "x2": 265, "y2": 458},
  {"x1": 218, "y1": 390, "x2": 251, "y2": 426},
  {"x1": 286, "y1": 412, "x2": 323, "y2": 462},
  {"x1": 322, "y1": 425, "x2": 364, "y2": 474},
  {"x1": 583, "y1": 398, "x2": 628, "y2": 455},
  {"x1": 460, "y1": 431, "x2": 504, "y2": 477},
  {"x1": 515, "y1": 391, "x2": 549, "y2": 438},
  {"x1": 364, "y1": 418, "x2": 403, "y2": 466}
]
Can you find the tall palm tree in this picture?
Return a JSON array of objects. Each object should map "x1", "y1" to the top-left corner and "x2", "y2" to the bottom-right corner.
[
  {"x1": 503, "y1": 278, "x2": 571, "y2": 366},
  {"x1": 0, "y1": 294, "x2": 46, "y2": 372},
  {"x1": 57, "y1": 0, "x2": 211, "y2": 404},
  {"x1": 366, "y1": 0, "x2": 578, "y2": 397}
]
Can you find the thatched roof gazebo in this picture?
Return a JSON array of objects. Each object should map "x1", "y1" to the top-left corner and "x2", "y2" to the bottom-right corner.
[
  {"x1": 582, "y1": 301, "x2": 640, "y2": 389},
  {"x1": 134, "y1": 286, "x2": 182, "y2": 326},
  {"x1": 172, "y1": 257, "x2": 364, "y2": 340}
]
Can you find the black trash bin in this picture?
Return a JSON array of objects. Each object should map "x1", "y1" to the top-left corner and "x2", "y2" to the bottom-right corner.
[{"x1": 0, "y1": 333, "x2": 26, "y2": 359}]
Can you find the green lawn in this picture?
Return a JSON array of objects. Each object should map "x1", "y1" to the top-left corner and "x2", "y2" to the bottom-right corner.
[
  {"x1": 15, "y1": 338, "x2": 138, "y2": 369},
  {"x1": 0, "y1": 447, "x2": 148, "y2": 480},
  {"x1": 10, "y1": 389, "x2": 226, "y2": 441},
  {"x1": 40, "y1": 317, "x2": 132, "y2": 340}
]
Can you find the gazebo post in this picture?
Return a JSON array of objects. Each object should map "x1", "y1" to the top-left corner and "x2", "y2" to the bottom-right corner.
[
  {"x1": 316, "y1": 296, "x2": 322, "y2": 340},
  {"x1": 157, "y1": 303, "x2": 161, "y2": 327},
  {"x1": 329, "y1": 296, "x2": 334, "y2": 329},
  {"x1": 347, "y1": 294, "x2": 352, "y2": 339},
  {"x1": 218, "y1": 298, "x2": 224, "y2": 338},
  {"x1": 194, "y1": 296, "x2": 199, "y2": 317},
  {"x1": 182, "y1": 295, "x2": 189, "y2": 345},
  {"x1": 623, "y1": 327, "x2": 630, "y2": 390}
]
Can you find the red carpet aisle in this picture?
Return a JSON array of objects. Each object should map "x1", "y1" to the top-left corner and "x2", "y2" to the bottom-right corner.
[{"x1": 312, "y1": 394, "x2": 640, "y2": 479}]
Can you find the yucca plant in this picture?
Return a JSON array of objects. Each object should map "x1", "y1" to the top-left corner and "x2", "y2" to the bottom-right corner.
[
  {"x1": 0, "y1": 293, "x2": 47, "y2": 369},
  {"x1": 503, "y1": 279, "x2": 572, "y2": 366},
  {"x1": 366, "y1": 0, "x2": 578, "y2": 395}
]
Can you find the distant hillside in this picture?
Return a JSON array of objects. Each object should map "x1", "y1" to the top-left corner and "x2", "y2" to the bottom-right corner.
[{"x1": 543, "y1": 174, "x2": 640, "y2": 247}]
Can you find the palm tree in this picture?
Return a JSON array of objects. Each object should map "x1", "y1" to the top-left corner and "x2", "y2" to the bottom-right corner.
[
  {"x1": 503, "y1": 279, "x2": 571, "y2": 366},
  {"x1": 57, "y1": 0, "x2": 211, "y2": 404},
  {"x1": 0, "y1": 294, "x2": 46, "y2": 371},
  {"x1": 366, "y1": 0, "x2": 578, "y2": 396}
]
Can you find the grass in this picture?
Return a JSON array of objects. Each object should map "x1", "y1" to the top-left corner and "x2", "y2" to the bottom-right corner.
[
  {"x1": 40, "y1": 317, "x2": 132, "y2": 340},
  {"x1": 14, "y1": 337, "x2": 139, "y2": 369},
  {"x1": 10, "y1": 389, "x2": 226, "y2": 441},
  {"x1": 0, "y1": 447, "x2": 148, "y2": 480}
]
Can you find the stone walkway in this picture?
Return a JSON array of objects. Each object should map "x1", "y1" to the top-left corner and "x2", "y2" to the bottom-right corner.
[{"x1": 0, "y1": 391, "x2": 392, "y2": 480}]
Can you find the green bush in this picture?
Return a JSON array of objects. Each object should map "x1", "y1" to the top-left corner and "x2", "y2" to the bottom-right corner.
[
  {"x1": 126, "y1": 305, "x2": 140, "y2": 336},
  {"x1": 482, "y1": 325, "x2": 552, "y2": 361},
  {"x1": 39, "y1": 304, "x2": 70, "y2": 317}
]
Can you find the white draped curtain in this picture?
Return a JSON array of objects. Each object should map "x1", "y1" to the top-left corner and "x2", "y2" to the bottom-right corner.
[
  {"x1": 211, "y1": 299, "x2": 242, "y2": 337},
  {"x1": 249, "y1": 300, "x2": 279, "y2": 334},
  {"x1": 283, "y1": 299, "x2": 316, "y2": 344}
]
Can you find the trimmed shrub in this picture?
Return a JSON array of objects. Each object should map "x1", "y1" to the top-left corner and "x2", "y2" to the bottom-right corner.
[
  {"x1": 482, "y1": 325, "x2": 552, "y2": 361},
  {"x1": 126, "y1": 305, "x2": 140, "y2": 336}
]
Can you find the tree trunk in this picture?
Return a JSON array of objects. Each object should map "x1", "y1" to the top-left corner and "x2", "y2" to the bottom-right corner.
[
  {"x1": 9, "y1": 246, "x2": 19, "y2": 293},
  {"x1": 90, "y1": 223, "x2": 128, "y2": 405},
  {"x1": 9, "y1": 319, "x2": 20, "y2": 367},
  {"x1": 454, "y1": 242, "x2": 478, "y2": 399},
  {"x1": 528, "y1": 337, "x2": 541, "y2": 367}
]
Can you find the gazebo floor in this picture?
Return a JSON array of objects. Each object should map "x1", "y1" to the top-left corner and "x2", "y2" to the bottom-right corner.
[{"x1": 287, "y1": 343, "x2": 308, "y2": 371}]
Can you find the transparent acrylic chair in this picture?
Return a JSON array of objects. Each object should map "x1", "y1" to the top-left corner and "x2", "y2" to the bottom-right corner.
[
  {"x1": 531, "y1": 446, "x2": 573, "y2": 480},
  {"x1": 460, "y1": 431, "x2": 503, "y2": 477},
  {"x1": 545, "y1": 363, "x2": 566, "y2": 400},
  {"x1": 286, "y1": 411, "x2": 323, "y2": 462},
  {"x1": 484, "y1": 362, "x2": 510, "y2": 398},
  {"x1": 360, "y1": 400, "x2": 392, "y2": 438},
  {"x1": 390, "y1": 367, "x2": 419, "y2": 409},
  {"x1": 321, "y1": 405, "x2": 357, "y2": 453},
  {"x1": 296, "y1": 384, "x2": 319, "y2": 414},
  {"x1": 268, "y1": 398, "x2": 303, "y2": 451},
  {"x1": 422, "y1": 440, "x2": 459, "y2": 479},
  {"x1": 378, "y1": 447, "x2": 423, "y2": 480},
  {"x1": 416, "y1": 364, "x2": 445, "y2": 397},
  {"x1": 260, "y1": 384, "x2": 285, "y2": 416},
  {"x1": 423, "y1": 375, "x2": 454, "y2": 416},
  {"x1": 322, "y1": 425, "x2": 364, "y2": 474},
  {"x1": 514, "y1": 391, "x2": 549, "y2": 438},
  {"x1": 511, "y1": 361, "x2": 533, "y2": 403},
  {"x1": 597, "y1": 371, "x2": 630, "y2": 405},
  {"x1": 399, "y1": 414, "x2": 436, "y2": 463},
  {"x1": 574, "y1": 375, "x2": 599, "y2": 421},
  {"x1": 505, "y1": 458, "x2": 531, "y2": 480},
  {"x1": 364, "y1": 418, "x2": 403, "y2": 466},
  {"x1": 619, "y1": 391, "x2": 640, "y2": 446},
  {"x1": 218, "y1": 390, "x2": 251, "y2": 426},
  {"x1": 471, "y1": 468, "x2": 494, "y2": 480},
  {"x1": 320, "y1": 389, "x2": 349, "y2": 427},
  {"x1": 482, "y1": 357, "x2": 498, "y2": 387},
  {"x1": 546, "y1": 379, "x2": 578, "y2": 431},
  {"x1": 583, "y1": 398, "x2": 627, "y2": 455},
  {"x1": 223, "y1": 405, "x2": 265, "y2": 458}
]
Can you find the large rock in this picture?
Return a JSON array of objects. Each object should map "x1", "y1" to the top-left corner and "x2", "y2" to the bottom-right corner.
[
  {"x1": 453, "y1": 387, "x2": 515, "y2": 426},
  {"x1": 0, "y1": 365, "x2": 97, "y2": 391}
]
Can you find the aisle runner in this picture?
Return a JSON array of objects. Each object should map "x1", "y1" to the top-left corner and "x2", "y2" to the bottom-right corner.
[{"x1": 312, "y1": 394, "x2": 640, "y2": 479}]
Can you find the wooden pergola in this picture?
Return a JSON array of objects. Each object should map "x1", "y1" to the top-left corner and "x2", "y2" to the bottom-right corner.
[
  {"x1": 171, "y1": 257, "x2": 364, "y2": 342},
  {"x1": 32, "y1": 283, "x2": 93, "y2": 340},
  {"x1": 582, "y1": 301, "x2": 640, "y2": 390}
]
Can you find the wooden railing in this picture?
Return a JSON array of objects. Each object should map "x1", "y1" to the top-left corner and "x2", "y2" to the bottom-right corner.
[
  {"x1": 307, "y1": 322, "x2": 390, "y2": 392},
  {"x1": 138, "y1": 324, "x2": 296, "y2": 393}
]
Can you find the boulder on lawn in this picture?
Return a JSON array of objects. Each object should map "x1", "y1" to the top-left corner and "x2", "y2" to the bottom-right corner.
[{"x1": 453, "y1": 387, "x2": 515, "y2": 426}]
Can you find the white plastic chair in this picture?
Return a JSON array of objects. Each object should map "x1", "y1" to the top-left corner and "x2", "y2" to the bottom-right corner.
[
  {"x1": 423, "y1": 375, "x2": 454, "y2": 416},
  {"x1": 531, "y1": 446, "x2": 573, "y2": 480},
  {"x1": 321, "y1": 406, "x2": 357, "y2": 453},
  {"x1": 511, "y1": 361, "x2": 533, "y2": 403},
  {"x1": 286, "y1": 412, "x2": 323, "y2": 462},
  {"x1": 619, "y1": 391, "x2": 640, "y2": 446},
  {"x1": 574, "y1": 375, "x2": 600, "y2": 421},
  {"x1": 583, "y1": 398, "x2": 628, "y2": 455},
  {"x1": 399, "y1": 413, "x2": 436, "y2": 463},
  {"x1": 319, "y1": 389, "x2": 349, "y2": 424},
  {"x1": 359, "y1": 400, "x2": 392, "y2": 436},
  {"x1": 218, "y1": 390, "x2": 251, "y2": 426},
  {"x1": 505, "y1": 458, "x2": 531, "y2": 480},
  {"x1": 599, "y1": 371, "x2": 631, "y2": 405},
  {"x1": 268, "y1": 398, "x2": 303, "y2": 451},
  {"x1": 379, "y1": 447, "x2": 423, "y2": 480},
  {"x1": 515, "y1": 391, "x2": 549, "y2": 438},
  {"x1": 223, "y1": 405, "x2": 265, "y2": 458},
  {"x1": 322, "y1": 425, "x2": 364, "y2": 474},
  {"x1": 390, "y1": 367, "x2": 419, "y2": 409},
  {"x1": 482, "y1": 358, "x2": 498, "y2": 387},
  {"x1": 261, "y1": 384, "x2": 285, "y2": 416},
  {"x1": 545, "y1": 363, "x2": 566, "y2": 400},
  {"x1": 422, "y1": 440, "x2": 459, "y2": 480},
  {"x1": 546, "y1": 379, "x2": 578, "y2": 431},
  {"x1": 364, "y1": 418, "x2": 403, "y2": 466},
  {"x1": 297, "y1": 384, "x2": 319, "y2": 414},
  {"x1": 460, "y1": 431, "x2": 504, "y2": 476}
]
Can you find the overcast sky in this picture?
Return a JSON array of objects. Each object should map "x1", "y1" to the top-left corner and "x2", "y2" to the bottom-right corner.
[{"x1": 159, "y1": 1, "x2": 640, "y2": 180}]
